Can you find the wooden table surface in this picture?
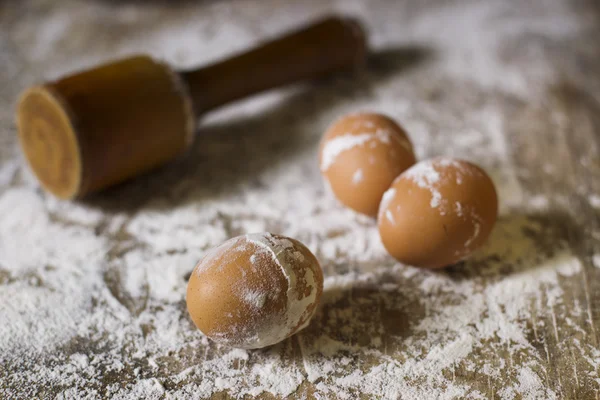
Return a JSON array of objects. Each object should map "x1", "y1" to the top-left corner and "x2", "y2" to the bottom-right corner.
[{"x1": 1, "y1": 0, "x2": 599, "y2": 398}]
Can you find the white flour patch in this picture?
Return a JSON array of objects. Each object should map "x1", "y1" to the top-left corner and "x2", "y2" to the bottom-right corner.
[
  {"x1": 320, "y1": 128, "x2": 409, "y2": 173},
  {"x1": 589, "y1": 194, "x2": 600, "y2": 209},
  {"x1": 352, "y1": 169, "x2": 363, "y2": 184},
  {"x1": 463, "y1": 208, "x2": 483, "y2": 249},
  {"x1": 455, "y1": 202, "x2": 463, "y2": 217},
  {"x1": 403, "y1": 160, "x2": 443, "y2": 209},
  {"x1": 385, "y1": 210, "x2": 395, "y2": 225},
  {"x1": 530, "y1": 194, "x2": 550, "y2": 209},
  {"x1": 378, "y1": 187, "x2": 397, "y2": 222},
  {"x1": 320, "y1": 133, "x2": 373, "y2": 172},
  {"x1": 243, "y1": 289, "x2": 267, "y2": 309}
]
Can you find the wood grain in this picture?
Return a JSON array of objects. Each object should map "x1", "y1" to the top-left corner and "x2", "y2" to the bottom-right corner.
[{"x1": 1, "y1": 0, "x2": 599, "y2": 399}]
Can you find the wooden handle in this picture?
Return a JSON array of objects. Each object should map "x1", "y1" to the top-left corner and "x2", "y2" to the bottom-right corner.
[
  {"x1": 16, "y1": 16, "x2": 366, "y2": 199},
  {"x1": 181, "y1": 16, "x2": 367, "y2": 114}
]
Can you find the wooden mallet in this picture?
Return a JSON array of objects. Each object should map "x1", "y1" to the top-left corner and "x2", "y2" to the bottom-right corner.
[{"x1": 16, "y1": 16, "x2": 366, "y2": 199}]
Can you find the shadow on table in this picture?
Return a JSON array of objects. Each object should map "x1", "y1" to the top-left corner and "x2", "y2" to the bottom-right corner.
[
  {"x1": 287, "y1": 208, "x2": 587, "y2": 357},
  {"x1": 81, "y1": 46, "x2": 432, "y2": 212},
  {"x1": 284, "y1": 274, "x2": 423, "y2": 360},
  {"x1": 442, "y1": 209, "x2": 583, "y2": 279}
]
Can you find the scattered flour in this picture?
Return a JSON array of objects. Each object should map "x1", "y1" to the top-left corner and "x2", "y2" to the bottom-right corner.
[
  {"x1": 385, "y1": 210, "x2": 395, "y2": 225},
  {"x1": 320, "y1": 133, "x2": 372, "y2": 171},
  {"x1": 589, "y1": 194, "x2": 600, "y2": 209},
  {"x1": 352, "y1": 168, "x2": 363, "y2": 184},
  {"x1": 1, "y1": 0, "x2": 598, "y2": 399},
  {"x1": 320, "y1": 128, "x2": 410, "y2": 172},
  {"x1": 592, "y1": 254, "x2": 600, "y2": 269},
  {"x1": 403, "y1": 159, "x2": 443, "y2": 208},
  {"x1": 463, "y1": 208, "x2": 483, "y2": 249},
  {"x1": 377, "y1": 187, "x2": 396, "y2": 222},
  {"x1": 243, "y1": 289, "x2": 267, "y2": 309}
]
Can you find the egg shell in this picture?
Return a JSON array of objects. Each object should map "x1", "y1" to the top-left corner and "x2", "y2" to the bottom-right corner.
[
  {"x1": 186, "y1": 233, "x2": 323, "y2": 349},
  {"x1": 319, "y1": 112, "x2": 416, "y2": 217},
  {"x1": 377, "y1": 157, "x2": 498, "y2": 268}
]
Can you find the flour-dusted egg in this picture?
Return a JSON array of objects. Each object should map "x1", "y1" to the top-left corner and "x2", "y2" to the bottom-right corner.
[
  {"x1": 319, "y1": 112, "x2": 417, "y2": 217},
  {"x1": 186, "y1": 233, "x2": 323, "y2": 349},
  {"x1": 378, "y1": 157, "x2": 498, "y2": 268}
]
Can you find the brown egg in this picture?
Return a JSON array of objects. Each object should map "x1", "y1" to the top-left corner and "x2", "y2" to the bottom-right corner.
[
  {"x1": 377, "y1": 157, "x2": 498, "y2": 268},
  {"x1": 186, "y1": 233, "x2": 323, "y2": 349},
  {"x1": 319, "y1": 112, "x2": 417, "y2": 217}
]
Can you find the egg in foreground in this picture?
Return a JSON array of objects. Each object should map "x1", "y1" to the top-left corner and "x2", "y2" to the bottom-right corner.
[
  {"x1": 377, "y1": 157, "x2": 498, "y2": 268},
  {"x1": 319, "y1": 112, "x2": 416, "y2": 217},
  {"x1": 186, "y1": 233, "x2": 323, "y2": 349}
]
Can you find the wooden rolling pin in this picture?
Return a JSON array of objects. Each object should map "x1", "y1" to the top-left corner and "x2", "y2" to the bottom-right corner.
[{"x1": 16, "y1": 16, "x2": 366, "y2": 199}]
